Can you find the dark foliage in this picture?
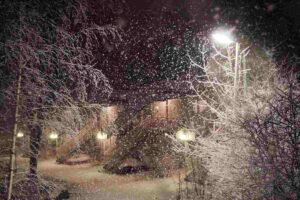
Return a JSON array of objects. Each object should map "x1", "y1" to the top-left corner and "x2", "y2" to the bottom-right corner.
[
  {"x1": 56, "y1": 190, "x2": 70, "y2": 200},
  {"x1": 115, "y1": 165, "x2": 150, "y2": 175},
  {"x1": 244, "y1": 79, "x2": 300, "y2": 199}
]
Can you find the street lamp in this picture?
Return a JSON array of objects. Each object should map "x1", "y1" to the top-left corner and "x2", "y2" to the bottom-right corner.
[
  {"x1": 211, "y1": 29, "x2": 240, "y2": 98},
  {"x1": 211, "y1": 30, "x2": 234, "y2": 47}
]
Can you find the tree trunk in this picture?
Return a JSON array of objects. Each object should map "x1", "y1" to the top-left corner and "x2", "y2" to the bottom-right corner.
[
  {"x1": 7, "y1": 63, "x2": 23, "y2": 200},
  {"x1": 29, "y1": 123, "x2": 42, "y2": 176}
]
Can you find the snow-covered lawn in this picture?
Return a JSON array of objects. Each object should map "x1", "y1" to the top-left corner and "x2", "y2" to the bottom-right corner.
[{"x1": 37, "y1": 159, "x2": 179, "y2": 200}]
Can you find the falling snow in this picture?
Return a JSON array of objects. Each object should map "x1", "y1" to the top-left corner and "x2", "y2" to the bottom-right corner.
[{"x1": 1, "y1": 0, "x2": 300, "y2": 200}]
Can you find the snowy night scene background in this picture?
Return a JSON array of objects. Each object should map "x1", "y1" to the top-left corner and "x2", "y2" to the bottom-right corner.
[{"x1": 0, "y1": 0, "x2": 299, "y2": 199}]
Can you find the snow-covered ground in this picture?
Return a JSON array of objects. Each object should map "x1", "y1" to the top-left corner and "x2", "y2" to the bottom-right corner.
[{"x1": 37, "y1": 159, "x2": 180, "y2": 200}]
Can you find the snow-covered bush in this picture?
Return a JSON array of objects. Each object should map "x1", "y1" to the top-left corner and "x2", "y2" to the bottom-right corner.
[{"x1": 104, "y1": 127, "x2": 175, "y2": 177}]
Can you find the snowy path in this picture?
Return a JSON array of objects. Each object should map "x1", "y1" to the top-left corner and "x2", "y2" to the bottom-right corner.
[
  {"x1": 67, "y1": 181, "x2": 177, "y2": 200},
  {"x1": 37, "y1": 159, "x2": 179, "y2": 200}
]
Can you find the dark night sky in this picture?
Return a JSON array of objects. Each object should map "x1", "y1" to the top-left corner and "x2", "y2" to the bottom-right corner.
[
  {"x1": 95, "y1": 0, "x2": 300, "y2": 88},
  {"x1": 96, "y1": 0, "x2": 213, "y2": 88},
  {"x1": 212, "y1": 0, "x2": 300, "y2": 65},
  {"x1": 1, "y1": 0, "x2": 300, "y2": 91},
  {"x1": 128, "y1": 0, "x2": 300, "y2": 62}
]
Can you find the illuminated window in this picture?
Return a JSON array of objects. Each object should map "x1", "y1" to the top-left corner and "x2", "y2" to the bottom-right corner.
[{"x1": 153, "y1": 101, "x2": 167, "y2": 119}]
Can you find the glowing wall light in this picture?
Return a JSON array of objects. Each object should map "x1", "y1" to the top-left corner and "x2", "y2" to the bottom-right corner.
[
  {"x1": 176, "y1": 128, "x2": 196, "y2": 142},
  {"x1": 17, "y1": 132, "x2": 24, "y2": 138},
  {"x1": 96, "y1": 132, "x2": 108, "y2": 140},
  {"x1": 49, "y1": 132, "x2": 58, "y2": 140}
]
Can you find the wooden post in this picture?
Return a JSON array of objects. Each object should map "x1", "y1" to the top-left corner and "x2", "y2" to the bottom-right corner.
[
  {"x1": 166, "y1": 100, "x2": 169, "y2": 121},
  {"x1": 152, "y1": 103, "x2": 154, "y2": 119}
]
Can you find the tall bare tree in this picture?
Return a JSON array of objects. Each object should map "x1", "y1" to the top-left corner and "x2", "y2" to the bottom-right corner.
[{"x1": 169, "y1": 37, "x2": 277, "y2": 199}]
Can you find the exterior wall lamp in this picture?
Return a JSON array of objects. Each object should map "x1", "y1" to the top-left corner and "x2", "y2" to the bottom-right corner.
[
  {"x1": 96, "y1": 131, "x2": 108, "y2": 140},
  {"x1": 17, "y1": 132, "x2": 24, "y2": 138},
  {"x1": 176, "y1": 128, "x2": 196, "y2": 142},
  {"x1": 49, "y1": 132, "x2": 58, "y2": 140}
]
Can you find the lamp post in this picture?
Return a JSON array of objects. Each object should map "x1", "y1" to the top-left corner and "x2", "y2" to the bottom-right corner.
[
  {"x1": 176, "y1": 128, "x2": 196, "y2": 197},
  {"x1": 176, "y1": 128, "x2": 196, "y2": 157},
  {"x1": 49, "y1": 132, "x2": 58, "y2": 154},
  {"x1": 17, "y1": 132, "x2": 24, "y2": 155},
  {"x1": 212, "y1": 30, "x2": 243, "y2": 98},
  {"x1": 16, "y1": 131, "x2": 25, "y2": 163},
  {"x1": 96, "y1": 131, "x2": 107, "y2": 157}
]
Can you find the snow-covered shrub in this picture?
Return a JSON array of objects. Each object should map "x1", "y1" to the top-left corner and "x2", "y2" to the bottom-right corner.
[{"x1": 104, "y1": 127, "x2": 177, "y2": 177}]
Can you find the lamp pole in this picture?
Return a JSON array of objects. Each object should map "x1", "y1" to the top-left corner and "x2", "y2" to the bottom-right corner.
[
  {"x1": 96, "y1": 132, "x2": 107, "y2": 158},
  {"x1": 234, "y1": 42, "x2": 240, "y2": 98},
  {"x1": 176, "y1": 128, "x2": 196, "y2": 199},
  {"x1": 242, "y1": 54, "x2": 247, "y2": 95},
  {"x1": 49, "y1": 132, "x2": 58, "y2": 154}
]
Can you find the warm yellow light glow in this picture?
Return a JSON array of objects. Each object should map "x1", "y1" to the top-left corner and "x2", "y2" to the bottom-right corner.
[
  {"x1": 176, "y1": 128, "x2": 195, "y2": 142},
  {"x1": 49, "y1": 132, "x2": 58, "y2": 140},
  {"x1": 212, "y1": 30, "x2": 234, "y2": 46},
  {"x1": 96, "y1": 132, "x2": 107, "y2": 140},
  {"x1": 17, "y1": 132, "x2": 24, "y2": 138}
]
